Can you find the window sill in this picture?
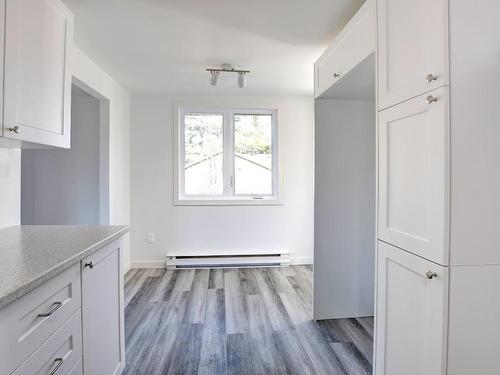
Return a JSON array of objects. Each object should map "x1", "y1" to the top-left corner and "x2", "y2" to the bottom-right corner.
[{"x1": 174, "y1": 198, "x2": 284, "y2": 206}]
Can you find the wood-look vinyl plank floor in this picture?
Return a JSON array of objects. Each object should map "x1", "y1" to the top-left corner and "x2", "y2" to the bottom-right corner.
[{"x1": 123, "y1": 267, "x2": 373, "y2": 375}]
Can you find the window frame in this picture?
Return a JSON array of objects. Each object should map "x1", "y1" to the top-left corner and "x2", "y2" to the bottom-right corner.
[{"x1": 174, "y1": 106, "x2": 281, "y2": 206}]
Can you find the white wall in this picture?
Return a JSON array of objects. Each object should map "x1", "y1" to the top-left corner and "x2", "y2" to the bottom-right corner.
[
  {"x1": 22, "y1": 87, "x2": 101, "y2": 225},
  {"x1": 0, "y1": 149, "x2": 21, "y2": 228},
  {"x1": 71, "y1": 48, "x2": 131, "y2": 270},
  {"x1": 313, "y1": 99, "x2": 375, "y2": 319},
  {"x1": 130, "y1": 94, "x2": 314, "y2": 267}
]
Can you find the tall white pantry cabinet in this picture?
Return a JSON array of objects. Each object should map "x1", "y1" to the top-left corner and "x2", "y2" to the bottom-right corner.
[{"x1": 374, "y1": 1, "x2": 500, "y2": 374}]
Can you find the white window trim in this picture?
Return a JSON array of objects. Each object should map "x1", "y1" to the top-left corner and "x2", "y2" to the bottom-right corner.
[{"x1": 174, "y1": 106, "x2": 282, "y2": 206}]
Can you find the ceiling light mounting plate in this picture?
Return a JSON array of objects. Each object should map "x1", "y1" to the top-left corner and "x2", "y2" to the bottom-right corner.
[{"x1": 206, "y1": 64, "x2": 250, "y2": 74}]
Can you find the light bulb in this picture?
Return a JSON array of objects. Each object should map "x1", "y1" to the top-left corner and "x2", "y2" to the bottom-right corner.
[
  {"x1": 238, "y1": 72, "x2": 246, "y2": 88},
  {"x1": 210, "y1": 71, "x2": 219, "y2": 86}
]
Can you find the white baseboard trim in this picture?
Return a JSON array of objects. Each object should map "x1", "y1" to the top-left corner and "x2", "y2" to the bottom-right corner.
[
  {"x1": 130, "y1": 257, "x2": 313, "y2": 269},
  {"x1": 290, "y1": 257, "x2": 313, "y2": 265},
  {"x1": 131, "y1": 260, "x2": 166, "y2": 269},
  {"x1": 123, "y1": 262, "x2": 132, "y2": 274}
]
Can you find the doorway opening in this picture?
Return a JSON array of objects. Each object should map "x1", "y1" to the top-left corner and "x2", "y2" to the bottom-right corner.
[{"x1": 21, "y1": 79, "x2": 110, "y2": 225}]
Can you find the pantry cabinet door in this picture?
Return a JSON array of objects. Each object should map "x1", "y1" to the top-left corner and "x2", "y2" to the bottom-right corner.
[
  {"x1": 378, "y1": 87, "x2": 449, "y2": 265},
  {"x1": 375, "y1": 241, "x2": 448, "y2": 375},
  {"x1": 377, "y1": 0, "x2": 448, "y2": 109},
  {"x1": 3, "y1": 0, "x2": 73, "y2": 148}
]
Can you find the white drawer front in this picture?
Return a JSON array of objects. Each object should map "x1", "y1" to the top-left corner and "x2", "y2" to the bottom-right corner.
[
  {"x1": 11, "y1": 310, "x2": 82, "y2": 375},
  {"x1": 0, "y1": 264, "x2": 81, "y2": 374}
]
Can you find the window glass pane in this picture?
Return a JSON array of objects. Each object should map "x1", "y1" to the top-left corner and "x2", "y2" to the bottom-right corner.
[
  {"x1": 234, "y1": 114, "x2": 273, "y2": 195},
  {"x1": 184, "y1": 113, "x2": 224, "y2": 195}
]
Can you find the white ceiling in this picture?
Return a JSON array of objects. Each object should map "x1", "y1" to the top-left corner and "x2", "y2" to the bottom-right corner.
[{"x1": 63, "y1": 0, "x2": 365, "y2": 95}]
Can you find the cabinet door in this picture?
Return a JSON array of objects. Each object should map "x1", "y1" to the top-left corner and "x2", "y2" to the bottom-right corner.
[
  {"x1": 315, "y1": 0, "x2": 375, "y2": 98},
  {"x1": 378, "y1": 87, "x2": 449, "y2": 265},
  {"x1": 82, "y1": 240, "x2": 125, "y2": 375},
  {"x1": 375, "y1": 241, "x2": 448, "y2": 375},
  {"x1": 3, "y1": 0, "x2": 73, "y2": 148},
  {"x1": 377, "y1": 0, "x2": 448, "y2": 110}
]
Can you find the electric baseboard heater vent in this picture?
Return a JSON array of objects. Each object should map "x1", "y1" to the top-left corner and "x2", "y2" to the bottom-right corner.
[{"x1": 165, "y1": 252, "x2": 290, "y2": 269}]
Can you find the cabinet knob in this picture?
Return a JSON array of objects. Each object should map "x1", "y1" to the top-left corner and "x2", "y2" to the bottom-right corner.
[
  {"x1": 426, "y1": 73, "x2": 438, "y2": 83},
  {"x1": 84, "y1": 261, "x2": 94, "y2": 269},
  {"x1": 426, "y1": 95, "x2": 438, "y2": 104},
  {"x1": 8, "y1": 126, "x2": 20, "y2": 133},
  {"x1": 426, "y1": 271, "x2": 437, "y2": 279},
  {"x1": 333, "y1": 73, "x2": 340, "y2": 78}
]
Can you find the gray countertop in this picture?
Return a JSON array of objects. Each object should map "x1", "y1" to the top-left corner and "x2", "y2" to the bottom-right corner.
[{"x1": 0, "y1": 225, "x2": 129, "y2": 309}]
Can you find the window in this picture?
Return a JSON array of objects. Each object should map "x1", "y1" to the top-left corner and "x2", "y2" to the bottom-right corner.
[{"x1": 175, "y1": 108, "x2": 280, "y2": 205}]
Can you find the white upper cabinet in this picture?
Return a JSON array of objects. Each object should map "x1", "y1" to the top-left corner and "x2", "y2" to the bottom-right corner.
[
  {"x1": 378, "y1": 87, "x2": 449, "y2": 265},
  {"x1": 377, "y1": 0, "x2": 448, "y2": 110},
  {"x1": 314, "y1": 0, "x2": 375, "y2": 98},
  {"x1": 3, "y1": 0, "x2": 73, "y2": 148},
  {"x1": 375, "y1": 241, "x2": 448, "y2": 375}
]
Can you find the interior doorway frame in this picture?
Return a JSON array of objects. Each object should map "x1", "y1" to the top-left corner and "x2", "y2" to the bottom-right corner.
[{"x1": 72, "y1": 77, "x2": 111, "y2": 225}]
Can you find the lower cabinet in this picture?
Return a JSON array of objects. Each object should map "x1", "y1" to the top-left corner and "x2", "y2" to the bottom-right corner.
[
  {"x1": 12, "y1": 311, "x2": 82, "y2": 375},
  {"x1": 0, "y1": 237, "x2": 125, "y2": 375},
  {"x1": 82, "y1": 240, "x2": 125, "y2": 375},
  {"x1": 375, "y1": 241, "x2": 448, "y2": 375}
]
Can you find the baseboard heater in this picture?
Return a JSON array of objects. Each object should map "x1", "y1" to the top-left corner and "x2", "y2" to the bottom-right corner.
[{"x1": 165, "y1": 251, "x2": 290, "y2": 269}]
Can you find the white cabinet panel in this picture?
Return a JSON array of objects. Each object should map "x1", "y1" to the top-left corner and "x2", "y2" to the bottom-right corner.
[
  {"x1": 315, "y1": 0, "x2": 375, "y2": 98},
  {"x1": 375, "y1": 241, "x2": 448, "y2": 375},
  {"x1": 3, "y1": 0, "x2": 73, "y2": 148},
  {"x1": 378, "y1": 87, "x2": 449, "y2": 265},
  {"x1": 68, "y1": 359, "x2": 83, "y2": 375},
  {"x1": 377, "y1": 0, "x2": 448, "y2": 109},
  {"x1": 12, "y1": 310, "x2": 82, "y2": 375},
  {"x1": 0, "y1": 1, "x2": 4, "y2": 137},
  {"x1": 447, "y1": 264, "x2": 500, "y2": 375},
  {"x1": 448, "y1": 0, "x2": 500, "y2": 266},
  {"x1": 82, "y1": 240, "x2": 124, "y2": 375},
  {"x1": 0, "y1": 264, "x2": 81, "y2": 375}
]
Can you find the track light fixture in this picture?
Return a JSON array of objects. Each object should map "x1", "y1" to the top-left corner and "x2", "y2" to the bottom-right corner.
[{"x1": 206, "y1": 64, "x2": 250, "y2": 88}]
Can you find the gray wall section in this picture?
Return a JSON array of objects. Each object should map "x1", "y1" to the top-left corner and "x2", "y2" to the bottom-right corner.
[
  {"x1": 313, "y1": 99, "x2": 375, "y2": 319},
  {"x1": 21, "y1": 87, "x2": 101, "y2": 225}
]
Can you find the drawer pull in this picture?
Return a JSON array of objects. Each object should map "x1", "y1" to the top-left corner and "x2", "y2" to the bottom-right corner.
[
  {"x1": 48, "y1": 358, "x2": 64, "y2": 375},
  {"x1": 37, "y1": 301, "x2": 63, "y2": 318},
  {"x1": 84, "y1": 261, "x2": 94, "y2": 269}
]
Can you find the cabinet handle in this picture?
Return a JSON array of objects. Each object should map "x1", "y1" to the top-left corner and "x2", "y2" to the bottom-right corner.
[
  {"x1": 426, "y1": 73, "x2": 438, "y2": 83},
  {"x1": 426, "y1": 271, "x2": 438, "y2": 279},
  {"x1": 8, "y1": 126, "x2": 19, "y2": 133},
  {"x1": 48, "y1": 358, "x2": 64, "y2": 375},
  {"x1": 37, "y1": 301, "x2": 63, "y2": 318},
  {"x1": 84, "y1": 261, "x2": 94, "y2": 269},
  {"x1": 426, "y1": 95, "x2": 438, "y2": 104},
  {"x1": 333, "y1": 73, "x2": 340, "y2": 78}
]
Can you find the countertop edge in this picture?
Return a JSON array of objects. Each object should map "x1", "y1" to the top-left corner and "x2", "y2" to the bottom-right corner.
[{"x1": 0, "y1": 226, "x2": 129, "y2": 309}]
